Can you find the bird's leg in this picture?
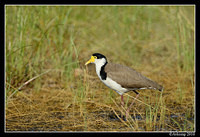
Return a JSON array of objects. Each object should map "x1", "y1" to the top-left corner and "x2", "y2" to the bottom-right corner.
[
  {"x1": 121, "y1": 95, "x2": 125, "y2": 118},
  {"x1": 126, "y1": 93, "x2": 140, "y2": 120},
  {"x1": 121, "y1": 95, "x2": 124, "y2": 106}
]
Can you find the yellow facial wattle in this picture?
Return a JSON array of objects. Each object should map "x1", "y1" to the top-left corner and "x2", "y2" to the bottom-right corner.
[{"x1": 85, "y1": 56, "x2": 96, "y2": 65}]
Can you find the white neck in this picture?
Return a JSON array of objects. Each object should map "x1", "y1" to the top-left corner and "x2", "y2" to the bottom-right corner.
[{"x1": 94, "y1": 58, "x2": 107, "y2": 79}]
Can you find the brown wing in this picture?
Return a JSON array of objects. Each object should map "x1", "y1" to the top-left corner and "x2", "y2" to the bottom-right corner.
[{"x1": 105, "y1": 63, "x2": 163, "y2": 91}]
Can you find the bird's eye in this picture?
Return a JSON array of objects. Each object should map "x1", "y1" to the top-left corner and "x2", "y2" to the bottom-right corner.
[{"x1": 94, "y1": 56, "x2": 97, "y2": 59}]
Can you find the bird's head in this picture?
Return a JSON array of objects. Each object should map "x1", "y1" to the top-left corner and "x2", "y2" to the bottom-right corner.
[{"x1": 85, "y1": 53, "x2": 107, "y2": 66}]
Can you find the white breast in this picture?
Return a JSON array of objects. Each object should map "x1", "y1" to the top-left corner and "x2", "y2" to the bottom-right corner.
[
  {"x1": 101, "y1": 77, "x2": 128, "y2": 95},
  {"x1": 94, "y1": 59, "x2": 128, "y2": 95}
]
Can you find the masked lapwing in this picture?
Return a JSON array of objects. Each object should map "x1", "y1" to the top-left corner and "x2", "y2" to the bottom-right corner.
[{"x1": 85, "y1": 53, "x2": 163, "y2": 120}]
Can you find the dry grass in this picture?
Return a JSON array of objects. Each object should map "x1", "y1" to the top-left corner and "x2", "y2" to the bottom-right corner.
[
  {"x1": 6, "y1": 65, "x2": 194, "y2": 131},
  {"x1": 5, "y1": 5, "x2": 195, "y2": 132}
]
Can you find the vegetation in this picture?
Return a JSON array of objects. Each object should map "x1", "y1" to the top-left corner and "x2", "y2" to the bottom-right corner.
[{"x1": 6, "y1": 5, "x2": 194, "y2": 131}]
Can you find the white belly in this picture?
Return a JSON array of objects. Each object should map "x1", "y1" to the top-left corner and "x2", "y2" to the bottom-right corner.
[{"x1": 101, "y1": 77, "x2": 128, "y2": 95}]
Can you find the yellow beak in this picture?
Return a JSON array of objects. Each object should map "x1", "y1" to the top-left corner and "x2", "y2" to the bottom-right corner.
[{"x1": 85, "y1": 56, "x2": 95, "y2": 65}]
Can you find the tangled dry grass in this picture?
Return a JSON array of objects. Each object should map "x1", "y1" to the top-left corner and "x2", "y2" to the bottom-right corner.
[
  {"x1": 5, "y1": 5, "x2": 195, "y2": 132},
  {"x1": 6, "y1": 66, "x2": 194, "y2": 131}
]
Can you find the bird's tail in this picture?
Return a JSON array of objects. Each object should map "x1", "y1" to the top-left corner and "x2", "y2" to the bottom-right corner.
[
  {"x1": 157, "y1": 84, "x2": 164, "y2": 92},
  {"x1": 146, "y1": 78, "x2": 164, "y2": 92}
]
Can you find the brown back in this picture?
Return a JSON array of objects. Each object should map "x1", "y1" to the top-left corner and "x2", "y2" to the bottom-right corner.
[{"x1": 104, "y1": 63, "x2": 163, "y2": 91}]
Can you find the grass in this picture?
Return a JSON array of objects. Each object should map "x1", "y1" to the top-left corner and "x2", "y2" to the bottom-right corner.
[{"x1": 5, "y1": 5, "x2": 195, "y2": 131}]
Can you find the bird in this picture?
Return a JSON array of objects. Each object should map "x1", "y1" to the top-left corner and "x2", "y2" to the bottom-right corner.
[{"x1": 85, "y1": 53, "x2": 163, "y2": 120}]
